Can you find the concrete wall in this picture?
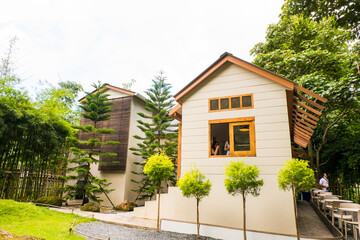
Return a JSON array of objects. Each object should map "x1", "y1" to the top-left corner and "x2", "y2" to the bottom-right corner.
[
  {"x1": 134, "y1": 62, "x2": 296, "y2": 236},
  {"x1": 124, "y1": 96, "x2": 148, "y2": 204}
]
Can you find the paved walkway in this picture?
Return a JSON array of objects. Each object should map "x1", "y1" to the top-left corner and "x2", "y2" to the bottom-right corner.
[
  {"x1": 50, "y1": 207, "x2": 156, "y2": 230},
  {"x1": 297, "y1": 200, "x2": 342, "y2": 239}
]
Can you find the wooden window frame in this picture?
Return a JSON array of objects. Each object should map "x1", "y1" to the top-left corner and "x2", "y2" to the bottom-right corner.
[
  {"x1": 208, "y1": 117, "x2": 256, "y2": 158},
  {"x1": 208, "y1": 94, "x2": 253, "y2": 112}
]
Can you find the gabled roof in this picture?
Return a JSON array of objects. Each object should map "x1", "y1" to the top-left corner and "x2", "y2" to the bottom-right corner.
[
  {"x1": 170, "y1": 52, "x2": 327, "y2": 148},
  {"x1": 79, "y1": 83, "x2": 146, "y2": 103},
  {"x1": 174, "y1": 52, "x2": 298, "y2": 101}
]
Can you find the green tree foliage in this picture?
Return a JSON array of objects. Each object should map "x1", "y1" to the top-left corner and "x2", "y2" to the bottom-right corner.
[
  {"x1": 278, "y1": 158, "x2": 315, "y2": 240},
  {"x1": 64, "y1": 82, "x2": 119, "y2": 206},
  {"x1": 251, "y1": 16, "x2": 360, "y2": 178},
  {"x1": 281, "y1": 0, "x2": 360, "y2": 39},
  {"x1": 143, "y1": 153, "x2": 174, "y2": 232},
  {"x1": 177, "y1": 167, "x2": 211, "y2": 239},
  {"x1": 121, "y1": 79, "x2": 136, "y2": 90},
  {"x1": 130, "y1": 71, "x2": 178, "y2": 202},
  {"x1": 0, "y1": 38, "x2": 79, "y2": 201},
  {"x1": 36, "y1": 81, "x2": 83, "y2": 124},
  {"x1": 224, "y1": 160, "x2": 264, "y2": 240}
]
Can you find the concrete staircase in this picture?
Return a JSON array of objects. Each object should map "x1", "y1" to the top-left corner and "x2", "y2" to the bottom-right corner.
[{"x1": 133, "y1": 186, "x2": 179, "y2": 219}]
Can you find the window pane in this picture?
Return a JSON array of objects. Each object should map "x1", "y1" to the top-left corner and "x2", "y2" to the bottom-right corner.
[
  {"x1": 210, "y1": 99, "x2": 219, "y2": 110},
  {"x1": 220, "y1": 98, "x2": 229, "y2": 109},
  {"x1": 233, "y1": 124, "x2": 250, "y2": 151},
  {"x1": 231, "y1": 97, "x2": 241, "y2": 108},
  {"x1": 211, "y1": 123, "x2": 229, "y2": 155},
  {"x1": 242, "y1": 95, "x2": 252, "y2": 107}
]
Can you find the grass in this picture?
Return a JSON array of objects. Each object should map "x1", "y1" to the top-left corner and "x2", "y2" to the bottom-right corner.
[{"x1": 0, "y1": 199, "x2": 94, "y2": 240}]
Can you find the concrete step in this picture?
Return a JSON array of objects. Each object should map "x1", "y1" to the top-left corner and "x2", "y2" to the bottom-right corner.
[{"x1": 133, "y1": 205, "x2": 145, "y2": 216}]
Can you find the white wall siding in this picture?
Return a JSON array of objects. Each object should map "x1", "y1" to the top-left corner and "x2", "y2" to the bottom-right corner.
[
  {"x1": 180, "y1": 63, "x2": 292, "y2": 178},
  {"x1": 134, "y1": 62, "x2": 296, "y2": 237}
]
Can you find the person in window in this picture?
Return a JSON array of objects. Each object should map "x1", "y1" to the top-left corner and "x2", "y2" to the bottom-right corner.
[
  {"x1": 224, "y1": 140, "x2": 230, "y2": 155},
  {"x1": 211, "y1": 141, "x2": 220, "y2": 155}
]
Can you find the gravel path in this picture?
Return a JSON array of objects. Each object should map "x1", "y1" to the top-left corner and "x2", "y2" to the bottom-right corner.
[{"x1": 75, "y1": 221, "x2": 218, "y2": 240}]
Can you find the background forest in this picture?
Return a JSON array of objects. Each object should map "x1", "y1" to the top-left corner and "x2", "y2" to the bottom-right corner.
[{"x1": 251, "y1": 0, "x2": 360, "y2": 201}]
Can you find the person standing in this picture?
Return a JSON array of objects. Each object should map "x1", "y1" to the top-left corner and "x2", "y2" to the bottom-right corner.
[
  {"x1": 224, "y1": 140, "x2": 230, "y2": 155},
  {"x1": 319, "y1": 173, "x2": 329, "y2": 191}
]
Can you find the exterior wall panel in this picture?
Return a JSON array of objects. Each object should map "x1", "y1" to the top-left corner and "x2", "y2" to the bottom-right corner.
[{"x1": 178, "y1": 63, "x2": 295, "y2": 235}]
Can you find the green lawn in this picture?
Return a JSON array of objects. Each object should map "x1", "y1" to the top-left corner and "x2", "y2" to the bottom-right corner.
[{"x1": 0, "y1": 199, "x2": 94, "y2": 240}]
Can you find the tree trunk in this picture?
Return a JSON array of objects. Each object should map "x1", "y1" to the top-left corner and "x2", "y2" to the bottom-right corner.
[
  {"x1": 157, "y1": 186, "x2": 161, "y2": 232},
  {"x1": 315, "y1": 109, "x2": 347, "y2": 179},
  {"x1": 292, "y1": 185, "x2": 300, "y2": 240},
  {"x1": 243, "y1": 194, "x2": 246, "y2": 240},
  {"x1": 197, "y1": 198, "x2": 200, "y2": 239},
  {"x1": 308, "y1": 139, "x2": 314, "y2": 169}
]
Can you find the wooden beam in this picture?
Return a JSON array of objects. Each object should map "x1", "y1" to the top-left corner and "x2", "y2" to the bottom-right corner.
[
  {"x1": 228, "y1": 57, "x2": 295, "y2": 90},
  {"x1": 295, "y1": 101, "x2": 322, "y2": 116},
  {"x1": 293, "y1": 127, "x2": 312, "y2": 139},
  {"x1": 293, "y1": 111, "x2": 318, "y2": 125},
  {"x1": 294, "y1": 115, "x2": 316, "y2": 129},
  {"x1": 295, "y1": 107, "x2": 319, "y2": 121},
  {"x1": 293, "y1": 119, "x2": 314, "y2": 132},
  {"x1": 296, "y1": 85, "x2": 328, "y2": 103},
  {"x1": 293, "y1": 133, "x2": 311, "y2": 145},
  {"x1": 294, "y1": 124, "x2": 312, "y2": 137},
  {"x1": 294, "y1": 135, "x2": 309, "y2": 145},
  {"x1": 177, "y1": 123, "x2": 182, "y2": 179},
  {"x1": 172, "y1": 112, "x2": 182, "y2": 122},
  {"x1": 293, "y1": 137, "x2": 309, "y2": 148},
  {"x1": 294, "y1": 92, "x2": 325, "y2": 110}
]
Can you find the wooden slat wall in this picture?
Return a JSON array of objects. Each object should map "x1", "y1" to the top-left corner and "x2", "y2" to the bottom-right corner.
[
  {"x1": 78, "y1": 96, "x2": 132, "y2": 171},
  {"x1": 291, "y1": 86, "x2": 327, "y2": 148},
  {"x1": 98, "y1": 96, "x2": 132, "y2": 171}
]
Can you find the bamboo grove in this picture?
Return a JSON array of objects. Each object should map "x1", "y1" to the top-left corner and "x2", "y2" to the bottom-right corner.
[
  {"x1": 0, "y1": 94, "x2": 74, "y2": 201},
  {"x1": 0, "y1": 37, "x2": 83, "y2": 202}
]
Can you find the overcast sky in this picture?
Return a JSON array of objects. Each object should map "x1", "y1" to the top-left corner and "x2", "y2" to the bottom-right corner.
[{"x1": 0, "y1": 0, "x2": 284, "y2": 98}]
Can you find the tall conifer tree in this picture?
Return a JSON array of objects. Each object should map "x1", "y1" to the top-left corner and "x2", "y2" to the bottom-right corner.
[
  {"x1": 130, "y1": 71, "x2": 178, "y2": 202},
  {"x1": 64, "y1": 82, "x2": 119, "y2": 206}
]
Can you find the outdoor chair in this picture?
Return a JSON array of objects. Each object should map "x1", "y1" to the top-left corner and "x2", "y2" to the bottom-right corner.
[
  {"x1": 332, "y1": 201, "x2": 353, "y2": 225},
  {"x1": 316, "y1": 192, "x2": 332, "y2": 209},
  {"x1": 322, "y1": 195, "x2": 339, "y2": 215},
  {"x1": 333, "y1": 203, "x2": 360, "y2": 233},
  {"x1": 343, "y1": 209, "x2": 360, "y2": 240},
  {"x1": 311, "y1": 189, "x2": 324, "y2": 204}
]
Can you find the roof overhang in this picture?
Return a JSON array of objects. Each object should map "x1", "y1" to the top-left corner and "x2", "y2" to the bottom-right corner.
[
  {"x1": 169, "y1": 104, "x2": 182, "y2": 122},
  {"x1": 79, "y1": 83, "x2": 146, "y2": 103}
]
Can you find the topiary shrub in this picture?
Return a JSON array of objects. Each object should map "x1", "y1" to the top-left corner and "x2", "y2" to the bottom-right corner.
[
  {"x1": 115, "y1": 200, "x2": 138, "y2": 211},
  {"x1": 80, "y1": 202, "x2": 100, "y2": 212},
  {"x1": 34, "y1": 196, "x2": 63, "y2": 207}
]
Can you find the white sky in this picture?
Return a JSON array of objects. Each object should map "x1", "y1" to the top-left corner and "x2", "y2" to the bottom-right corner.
[{"x1": 0, "y1": 0, "x2": 284, "y2": 98}]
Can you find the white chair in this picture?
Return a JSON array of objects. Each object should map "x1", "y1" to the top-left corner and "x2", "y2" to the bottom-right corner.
[
  {"x1": 322, "y1": 195, "x2": 339, "y2": 215},
  {"x1": 343, "y1": 208, "x2": 360, "y2": 240},
  {"x1": 333, "y1": 203, "x2": 359, "y2": 233}
]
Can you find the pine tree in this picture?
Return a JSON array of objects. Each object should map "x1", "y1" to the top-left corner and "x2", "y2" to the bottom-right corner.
[
  {"x1": 64, "y1": 82, "x2": 119, "y2": 206},
  {"x1": 130, "y1": 71, "x2": 178, "y2": 202}
]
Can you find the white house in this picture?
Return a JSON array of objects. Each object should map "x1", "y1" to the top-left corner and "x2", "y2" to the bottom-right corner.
[
  {"x1": 78, "y1": 84, "x2": 148, "y2": 206},
  {"x1": 133, "y1": 53, "x2": 327, "y2": 239}
]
